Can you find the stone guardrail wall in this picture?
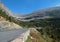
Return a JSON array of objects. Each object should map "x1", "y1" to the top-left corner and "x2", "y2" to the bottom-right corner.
[{"x1": 11, "y1": 29, "x2": 30, "y2": 42}]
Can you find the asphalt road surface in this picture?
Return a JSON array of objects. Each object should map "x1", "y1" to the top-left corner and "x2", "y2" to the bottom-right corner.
[{"x1": 0, "y1": 29, "x2": 29, "y2": 42}]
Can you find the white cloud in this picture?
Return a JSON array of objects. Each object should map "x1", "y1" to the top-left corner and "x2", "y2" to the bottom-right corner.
[
  {"x1": 55, "y1": 4, "x2": 60, "y2": 6},
  {"x1": 55, "y1": 3, "x2": 60, "y2": 6}
]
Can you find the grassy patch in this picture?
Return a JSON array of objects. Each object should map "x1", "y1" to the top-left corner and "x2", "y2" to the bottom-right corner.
[
  {"x1": 26, "y1": 36, "x2": 34, "y2": 42},
  {"x1": 26, "y1": 29, "x2": 45, "y2": 42}
]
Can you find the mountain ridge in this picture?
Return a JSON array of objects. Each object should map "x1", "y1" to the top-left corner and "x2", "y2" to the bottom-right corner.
[{"x1": 22, "y1": 6, "x2": 60, "y2": 21}]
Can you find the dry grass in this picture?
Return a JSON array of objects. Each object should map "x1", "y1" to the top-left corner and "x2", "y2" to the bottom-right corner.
[{"x1": 30, "y1": 29, "x2": 45, "y2": 42}]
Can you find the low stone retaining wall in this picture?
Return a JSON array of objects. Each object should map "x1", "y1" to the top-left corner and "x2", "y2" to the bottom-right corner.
[{"x1": 11, "y1": 29, "x2": 30, "y2": 42}]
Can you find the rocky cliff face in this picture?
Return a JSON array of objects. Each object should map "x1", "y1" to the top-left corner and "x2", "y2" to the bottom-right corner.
[{"x1": 0, "y1": 16, "x2": 22, "y2": 29}]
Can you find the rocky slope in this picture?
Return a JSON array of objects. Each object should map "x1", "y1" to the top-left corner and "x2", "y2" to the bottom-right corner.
[
  {"x1": 0, "y1": 16, "x2": 22, "y2": 29},
  {"x1": 0, "y1": 3, "x2": 14, "y2": 16}
]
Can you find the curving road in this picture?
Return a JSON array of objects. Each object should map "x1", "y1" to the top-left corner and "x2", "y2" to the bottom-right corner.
[{"x1": 0, "y1": 29, "x2": 29, "y2": 42}]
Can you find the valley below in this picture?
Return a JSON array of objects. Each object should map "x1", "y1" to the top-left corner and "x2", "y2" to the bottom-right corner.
[{"x1": 0, "y1": 2, "x2": 60, "y2": 42}]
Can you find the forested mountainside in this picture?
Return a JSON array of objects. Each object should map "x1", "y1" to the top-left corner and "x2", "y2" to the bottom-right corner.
[
  {"x1": 37, "y1": 22, "x2": 60, "y2": 42},
  {"x1": 17, "y1": 6, "x2": 60, "y2": 28}
]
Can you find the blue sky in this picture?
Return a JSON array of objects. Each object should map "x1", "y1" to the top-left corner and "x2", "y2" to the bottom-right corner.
[{"x1": 2, "y1": 0, "x2": 60, "y2": 15}]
